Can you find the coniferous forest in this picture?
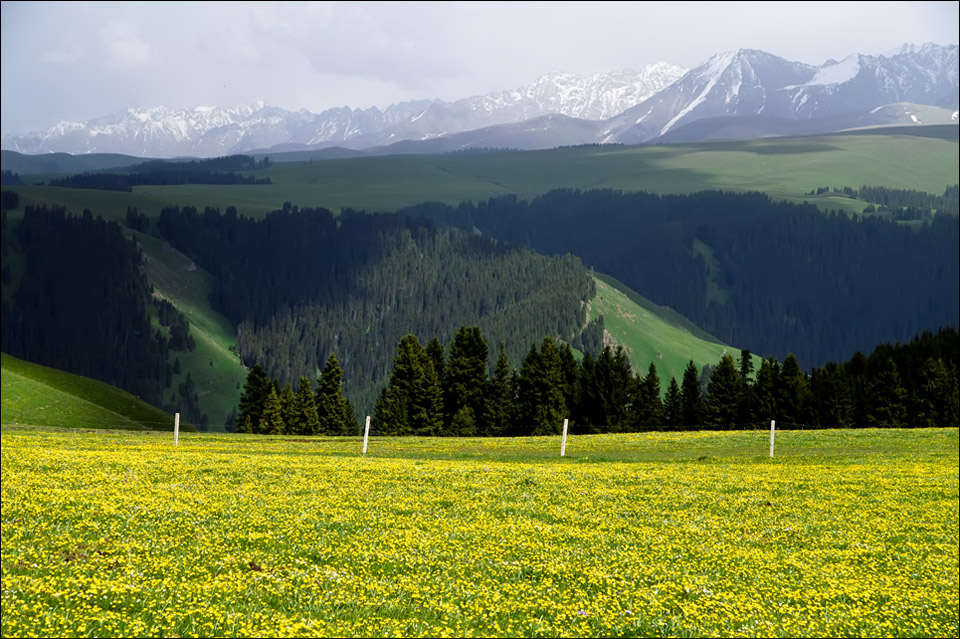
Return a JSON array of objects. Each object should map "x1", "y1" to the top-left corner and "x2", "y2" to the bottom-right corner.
[
  {"x1": 402, "y1": 189, "x2": 959, "y2": 367},
  {"x1": 1, "y1": 206, "x2": 173, "y2": 406},
  {"x1": 156, "y1": 204, "x2": 598, "y2": 414},
  {"x1": 2, "y1": 185, "x2": 957, "y2": 433}
]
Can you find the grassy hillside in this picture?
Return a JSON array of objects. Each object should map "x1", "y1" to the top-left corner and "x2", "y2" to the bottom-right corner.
[
  {"x1": 589, "y1": 274, "x2": 756, "y2": 386},
  {"x1": 4, "y1": 128, "x2": 956, "y2": 221},
  {"x1": 134, "y1": 231, "x2": 248, "y2": 430},
  {"x1": 0, "y1": 352, "x2": 182, "y2": 431}
]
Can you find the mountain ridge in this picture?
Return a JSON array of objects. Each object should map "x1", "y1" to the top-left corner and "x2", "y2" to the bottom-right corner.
[
  {"x1": 2, "y1": 44, "x2": 956, "y2": 157},
  {"x1": 1, "y1": 63, "x2": 685, "y2": 157}
]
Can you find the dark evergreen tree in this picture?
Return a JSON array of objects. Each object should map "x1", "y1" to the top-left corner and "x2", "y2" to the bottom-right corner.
[
  {"x1": 634, "y1": 362, "x2": 663, "y2": 431},
  {"x1": 484, "y1": 342, "x2": 513, "y2": 437},
  {"x1": 845, "y1": 351, "x2": 870, "y2": 427},
  {"x1": 576, "y1": 345, "x2": 635, "y2": 433},
  {"x1": 680, "y1": 360, "x2": 703, "y2": 428},
  {"x1": 238, "y1": 364, "x2": 271, "y2": 434},
  {"x1": 705, "y1": 353, "x2": 742, "y2": 428},
  {"x1": 261, "y1": 387, "x2": 286, "y2": 435},
  {"x1": 753, "y1": 358, "x2": 778, "y2": 425},
  {"x1": 913, "y1": 358, "x2": 951, "y2": 428},
  {"x1": 279, "y1": 381, "x2": 296, "y2": 430},
  {"x1": 315, "y1": 353, "x2": 357, "y2": 435},
  {"x1": 373, "y1": 335, "x2": 443, "y2": 436},
  {"x1": 558, "y1": 342, "x2": 581, "y2": 425},
  {"x1": 737, "y1": 349, "x2": 756, "y2": 423},
  {"x1": 444, "y1": 326, "x2": 489, "y2": 437},
  {"x1": 777, "y1": 354, "x2": 811, "y2": 425},
  {"x1": 809, "y1": 362, "x2": 854, "y2": 428},
  {"x1": 864, "y1": 359, "x2": 907, "y2": 428},
  {"x1": 290, "y1": 375, "x2": 321, "y2": 435},
  {"x1": 426, "y1": 338, "x2": 446, "y2": 395},
  {"x1": 516, "y1": 337, "x2": 568, "y2": 436},
  {"x1": 663, "y1": 377, "x2": 683, "y2": 430}
]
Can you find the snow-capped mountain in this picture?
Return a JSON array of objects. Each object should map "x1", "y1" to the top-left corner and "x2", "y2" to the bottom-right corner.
[
  {"x1": 1, "y1": 63, "x2": 685, "y2": 157},
  {"x1": 607, "y1": 43, "x2": 958, "y2": 143},
  {"x1": 2, "y1": 44, "x2": 956, "y2": 158}
]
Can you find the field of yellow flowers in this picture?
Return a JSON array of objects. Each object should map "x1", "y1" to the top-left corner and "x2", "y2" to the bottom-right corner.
[{"x1": 2, "y1": 427, "x2": 957, "y2": 637}]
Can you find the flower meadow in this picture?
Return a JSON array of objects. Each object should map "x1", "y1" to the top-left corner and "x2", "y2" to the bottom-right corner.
[{"x1": 1, "y1": 428, "x2": 957, "y2": 638}]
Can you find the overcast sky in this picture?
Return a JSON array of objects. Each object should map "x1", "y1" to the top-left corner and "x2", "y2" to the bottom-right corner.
[{"x1": 2, "y1": 1, "x2": 957, "y2": 136}]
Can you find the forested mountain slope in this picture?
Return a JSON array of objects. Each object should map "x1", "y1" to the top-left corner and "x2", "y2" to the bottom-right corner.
[
  {"x1": 155, "y1": 205, "x2": 599, "y2": 414},
  {"x1": 403, "y1": 189, "x2": 959, "y2": 367}
]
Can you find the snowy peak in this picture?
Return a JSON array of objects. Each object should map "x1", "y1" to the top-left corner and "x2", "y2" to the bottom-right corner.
[
  {"x1": 1, "y1": 63, "x2": 686, "y2": 156},
  {"x1": 610, "y1": 49, "x2": 815, "y2": 140},
  {"x1": 608, "y1": 43, "x2": 957, "y2": 143},
  {"x1": 2, "y1": 44, "x2": 956, "y2": 157}
]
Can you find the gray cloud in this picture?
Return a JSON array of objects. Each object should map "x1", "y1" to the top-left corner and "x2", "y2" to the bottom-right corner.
[{"x1": 2, "y1": 1, "x2": 957, "y2": 137}]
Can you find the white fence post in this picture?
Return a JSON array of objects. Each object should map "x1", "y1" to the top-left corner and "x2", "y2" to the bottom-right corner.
[
  {"x1": 769, "y1": 419, "x2": 775, "y2": 458},
  {"x1": 362, "y1": 415, "x2": 371, "y2": 454},
  {"x1": 174, "y1": 412, "x2": 180, "y2": 446},
  {"x1": 560, "y1": 418, "x2": 569, "y2": 457}
]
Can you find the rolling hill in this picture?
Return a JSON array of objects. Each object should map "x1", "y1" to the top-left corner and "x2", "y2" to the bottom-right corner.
[
  {"x1": 1, "y1": 352, "x2": 183, "y2": 431},
  {"x1": 4, "y1": 127, "x2": 957, "y2": 221}
]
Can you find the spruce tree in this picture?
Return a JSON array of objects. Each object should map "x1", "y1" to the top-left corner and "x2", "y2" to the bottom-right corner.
[
  {"x1": 517, "y1": 337, "x2": 567, "y2": 435},
  {"x1": 865, "y1": 359, "x2": 907, "y2": 428},
  {"x1": 810, "y1": 362, "x2": 853, "y2": 428},
  {"x1": 632, "y1": 361, "x2": 662, "y2": 431},
  {"x1": 705, "y1": 354, "x2": 742, "y2": 428},
  {"x1": 680, "y1": 360, "x2": 703, "y2": 429},
  {"x1": 316, "y1": 353, "x2": 355, "y2": 435},
  {"x1": 914, "y1": 357, "x2": 958, "y2": 428},
  {"x1": 753, "y1": 358, "x2": 778, "y2": 425},
  {"x1": 777, "y1": 354, "x2": 811, "y2": 425},
  {"x1": 279, "y1": 381, "x2": 296, "y2": 429},
  {"x1": 663, "y1": 377, "x2": 683, "y2": 430},
  {"x1": 737, "y1": 349, "x2": 755, "y2": 423},
  {"x1": 484, "y1": 343, "x2": 513, "y2": 437},
  {"x1": 426, "y1": 338, "x2": 446, "y2": 392},
  {"x1": 373, "y1": 336, "x2": 443, "y2": 436},
  {"x1": 238, "y1": 364, "x2": 271, "y2": 434},
  {"x1": 290, "y1": 375, "x2": 320, "y2": 435},
  {"x1": 444, "y1": 326, "x2": 488, "y2": 437},
  {"x1": 575, "y1": 352, "x2": 601, "y2": 433},
  {"x1": 261, "y1": 387, "x2": 286, "y2": 435}
]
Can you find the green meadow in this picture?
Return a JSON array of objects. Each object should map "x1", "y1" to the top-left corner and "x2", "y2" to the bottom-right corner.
[
  {"x1": 6, "y1": 128, "x2": 957, "y2": 221},
  {"x1": 1, "y1": 427, "x2": 956, "y2": 637}
]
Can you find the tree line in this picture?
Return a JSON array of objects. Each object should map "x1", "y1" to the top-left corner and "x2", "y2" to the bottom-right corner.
[
  {"x1": 237, "y1": 325, "x2": 958, "y2": 437},
  {"x1": 48, "y1": 170, "x2": 270, "y2": 191},
  {"x1": 236, "y1": 354, "x2": 357, "y2": 436},
  {"x1": 809, "y1": 184, "x2": 959, "y2": 217},
  {"x1": 44, "y1": 155, "x2": 272, "y2": 191}
]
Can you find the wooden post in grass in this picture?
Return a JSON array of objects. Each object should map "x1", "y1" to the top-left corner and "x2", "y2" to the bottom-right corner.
[
  {"x1": 362, "y1": 415, "x2": 371, "y2": 454},
  {"x1": 560, "y1": 418, "x2": 569, "y2": 457},
  {"x1": 769, "y1": 419, "x2": 775, "y2": 458},
  {"x1": 174, "y1": 412, "x2": 180, "y2": 446}
]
